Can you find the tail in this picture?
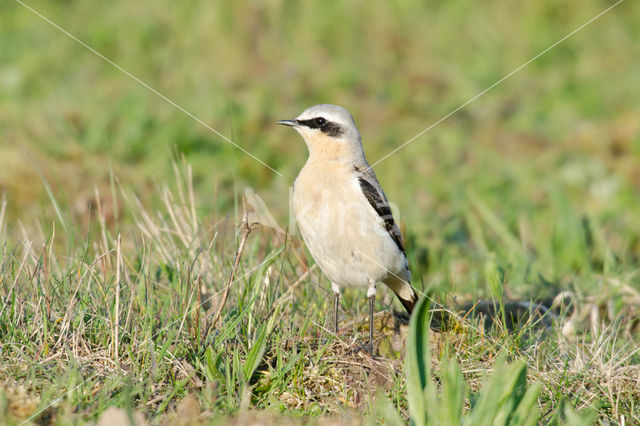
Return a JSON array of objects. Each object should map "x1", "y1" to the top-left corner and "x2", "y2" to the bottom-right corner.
[{"x1": 383, "y1": 272, "x2": 419, "y2": 314}]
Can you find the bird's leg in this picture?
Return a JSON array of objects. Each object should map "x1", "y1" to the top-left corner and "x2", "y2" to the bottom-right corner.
[
  {"x1": 331, "y1": 282, "x2": 341, "y2": 335},
  {"x1": 367, "y1": 281, "x2": 377, "y2": 352}
]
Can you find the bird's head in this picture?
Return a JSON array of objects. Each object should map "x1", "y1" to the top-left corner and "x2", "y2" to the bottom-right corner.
[{"x1": 278, "y1": 104, "x2": 365, "y2": 162}]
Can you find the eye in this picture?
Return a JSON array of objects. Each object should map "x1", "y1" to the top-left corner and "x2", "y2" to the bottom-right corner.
[{"x1": 314, "y1": 117, "x2": 326, "y2": 127}]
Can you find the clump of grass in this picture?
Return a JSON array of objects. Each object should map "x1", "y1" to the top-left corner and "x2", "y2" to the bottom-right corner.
[
  {"x1": 399, "y1": 297, "x2": 597, "y2": 425},
  {"x1": 0, "y1": 165, "x2": 274, "y2": 422},
  {"x1": 1, "y1": 165, "x2": 638, "y2": 424}
]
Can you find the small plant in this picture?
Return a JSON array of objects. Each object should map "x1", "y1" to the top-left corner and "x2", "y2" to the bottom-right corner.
[{"x1": 403, "y1": 297, "x2": 596, "y2": 426}]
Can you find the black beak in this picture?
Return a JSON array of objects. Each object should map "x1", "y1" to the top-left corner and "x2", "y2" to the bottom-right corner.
[{"x1": 277, "y1": 119, "x2": 298, "y2": 127}]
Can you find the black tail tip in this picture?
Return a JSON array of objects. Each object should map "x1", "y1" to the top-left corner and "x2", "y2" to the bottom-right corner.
[{"x1": 398, "y1": 292, "x2": 419, "y2": 315}]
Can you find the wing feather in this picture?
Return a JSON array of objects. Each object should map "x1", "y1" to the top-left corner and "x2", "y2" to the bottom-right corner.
[
  {"x1": 355, "y1": 166, "x2": 405, "y2": 255},
  {"x1": 355, "y1": 165, "x2": 418, "y2": 314}
]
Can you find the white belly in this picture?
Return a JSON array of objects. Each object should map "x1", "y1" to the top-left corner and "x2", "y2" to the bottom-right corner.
[{"x1": 293, "y1": 165, "x2": 406, "y2": 288}]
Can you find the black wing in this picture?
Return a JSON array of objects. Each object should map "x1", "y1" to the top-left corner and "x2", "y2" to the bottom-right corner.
[{"x1": 356, "y1": 169, "x2": 405, "y2": 255}]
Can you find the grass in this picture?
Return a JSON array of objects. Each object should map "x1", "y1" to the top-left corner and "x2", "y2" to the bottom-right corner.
[
  {"x1": 1, "y1": 0, "x2": 640, "y2": 424},
  {"x1": 1, "y1": 165, "x2": 638, "y2": 424}
]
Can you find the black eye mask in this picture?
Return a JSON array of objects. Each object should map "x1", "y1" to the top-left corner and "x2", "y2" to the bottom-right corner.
[{"x1": 296, "y1": 117, "x2": 344, "y2": 137}]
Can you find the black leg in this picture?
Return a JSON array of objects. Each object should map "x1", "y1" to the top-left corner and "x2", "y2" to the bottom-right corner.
[
  {"x1": 368, "y1": 294, "x2": 375, "y2": 350},
  {"x1": 333, "y1": 292, "x2": 340, "y2": 335}
]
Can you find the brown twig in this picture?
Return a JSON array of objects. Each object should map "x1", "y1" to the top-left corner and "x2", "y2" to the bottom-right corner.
[{"x1": 206, "y1": 207, "x2": 253, "y2": 336}]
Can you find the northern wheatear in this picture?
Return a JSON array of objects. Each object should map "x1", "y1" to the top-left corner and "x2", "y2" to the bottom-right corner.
[{"x1": 278, "y1": 104, "x2": 419, "y2": 349}]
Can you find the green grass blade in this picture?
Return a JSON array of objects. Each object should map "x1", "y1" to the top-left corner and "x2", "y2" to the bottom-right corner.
[
  {"x1": 466, "y1": 357, "x2": 525, "y2": 425},
  {"x1": 509, "y1": 382, "x2": 541, "y2": 426},
  {"x1": 406, "y1": 296, "x2": 431, "y2": 426},
  {"x1": 243, "y1": 306, "x2": 279, "y2": 382},
  {"x1": 439, "y1": 357, "x2": 464, "y2": 425}
]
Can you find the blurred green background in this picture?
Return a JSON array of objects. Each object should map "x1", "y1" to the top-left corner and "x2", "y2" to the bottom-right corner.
[{"x1": 1, "y1": 0, "x2": 639, "y2": 298}]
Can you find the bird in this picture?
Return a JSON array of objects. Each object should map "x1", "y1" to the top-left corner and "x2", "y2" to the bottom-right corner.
[{"x1": 278, "y1": 104, "x2": 419, "y2": 350}]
